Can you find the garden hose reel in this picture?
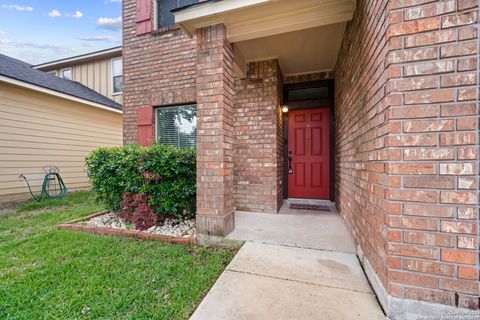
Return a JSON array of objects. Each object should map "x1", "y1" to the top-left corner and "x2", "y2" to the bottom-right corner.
[{"x1": 19, "y1": 166, "x2": 68, "y2": 201}]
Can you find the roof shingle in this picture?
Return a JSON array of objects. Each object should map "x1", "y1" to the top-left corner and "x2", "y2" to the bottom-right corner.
[{"x1": 0, "y1": 53, "x2": 122, "y2": 111}]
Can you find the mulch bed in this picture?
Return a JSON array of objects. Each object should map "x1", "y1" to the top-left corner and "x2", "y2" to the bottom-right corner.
[{"x1": 58, "y1": 211, "x2": 197, "y2": 244}]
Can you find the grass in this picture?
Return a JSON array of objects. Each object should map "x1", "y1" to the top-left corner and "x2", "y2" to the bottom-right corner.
[{"x1": 0, "y1": 192, "x2": 237, "y2": 319}]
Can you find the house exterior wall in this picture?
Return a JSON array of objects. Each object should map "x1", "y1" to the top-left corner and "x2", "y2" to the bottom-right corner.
[
  {"x1": 122, "y1": 0, "x2": 196, "y2": 145},
  {"x1": 234, "y1": 60, "x2": 284, "y2": 213},
  {"x1": 123, "y1": 0, "x2": 478, "y2": 314},
  {"x1": 123, "y1": 0, "x2": 284, "y2": 215},
  {"x1": 0, "y1": 82, "x2": 123, "y2": 204},
  {"x1": 336, "y1": 0, "x2": 479, "y2": 316},
  {"x1": 72, "y1": 57, "x2": 123, "y2": 105},
  {"x1": 335, "y1": 0, "x2": 391, "y2": 300},
  {"x1": 39, "y1": 55, "x2": 123, "y2": 105}
]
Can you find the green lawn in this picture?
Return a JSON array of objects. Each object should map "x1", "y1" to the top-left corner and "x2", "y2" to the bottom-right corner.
[{"x1": 0, "y1": 192, "x2": 236, "y2": 320}]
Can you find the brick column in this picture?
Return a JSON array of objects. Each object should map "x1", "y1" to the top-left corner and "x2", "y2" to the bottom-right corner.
[{"x1": 195, "y1": 24, "x2": 235, "y2": 236}]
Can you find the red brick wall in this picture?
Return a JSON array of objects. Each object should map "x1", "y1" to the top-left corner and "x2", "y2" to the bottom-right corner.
[
  {"x1": 336, "y1": 0, "x2": 479, "y2": 310},
  {"x1": 123, "y1": 0, "x2": 284, "y2": 214},
  {"x1": 283, "y1": 71, "x2": 334, "y2": 84},
  {"x1": 385, "y1": 0, "x2": 479, "y2": 309},
  {"x1": 195, "y1": 24, "x2": 236, "y2": 235},
  {"x1": 234, "y1": 60, "x2": 284, "y2": 213},
  {"x1": 335, "y1": 0, "x2": 391, "y2": 292},
  {"x1": 123, "y1": 0, "x2": 197, "y2": 145}
]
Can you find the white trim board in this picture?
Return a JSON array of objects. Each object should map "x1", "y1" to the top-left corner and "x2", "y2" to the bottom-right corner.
[{"x1": 34, "y1": 47, "x2": 122, "y2": 70}]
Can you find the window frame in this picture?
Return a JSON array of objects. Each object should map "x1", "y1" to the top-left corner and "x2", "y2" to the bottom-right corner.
[
  {"x1": 111, "y1": 57, "x2": 123, "y2": 95},
  {"x1": 154, "y1": 104, "x2": 197, "y2": 149},
  {"x1": 153, "y1": 0, "x2": 159, "y2": 30},
  {"x1": 60, "y1": 67, "x2": 72, "y2": 80},
  {"x1": 154, "y1": 0, "x2": 198, "y2": 30}
]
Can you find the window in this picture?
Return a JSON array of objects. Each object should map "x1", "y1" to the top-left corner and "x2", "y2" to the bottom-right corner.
[
  {"x1": 47, "y1": 70, "x2": 57, "y2": 76},
  {"x1": 61, "y1": 68, "x2": 72, "y2": 80},
  {"x1": 155, "y1": 0, "x2": 197, "y2": 29},
  {"x1": 112, "y1": 58, "x2": 123, "y2": 94},
  {"x1": 155, "y1": 104, "x2": 196, "y2": 148}
]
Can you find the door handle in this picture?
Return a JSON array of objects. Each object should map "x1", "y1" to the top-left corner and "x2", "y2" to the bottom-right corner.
[{"x1": 288, "y1": 151, "x2": 293, "y2": 174}]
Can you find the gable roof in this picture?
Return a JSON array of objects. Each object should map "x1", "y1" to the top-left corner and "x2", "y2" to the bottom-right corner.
[{"x1": 0, "y1": 53, "x2": 122, "y2": 112}]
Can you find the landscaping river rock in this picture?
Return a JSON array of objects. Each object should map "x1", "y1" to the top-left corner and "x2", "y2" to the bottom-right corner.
[{"x1": 84, "y1": 212, "x2": 196, "y2": 238}]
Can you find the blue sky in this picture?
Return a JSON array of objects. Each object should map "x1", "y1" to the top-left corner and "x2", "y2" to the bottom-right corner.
[{"x1": 0, "y1": 0, "x2": 122, "y2": 64}]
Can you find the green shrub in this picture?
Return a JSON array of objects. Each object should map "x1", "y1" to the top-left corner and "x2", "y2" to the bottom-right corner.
[{"x1": 86, "y1": 144, "x2": 196, "y2": 220}]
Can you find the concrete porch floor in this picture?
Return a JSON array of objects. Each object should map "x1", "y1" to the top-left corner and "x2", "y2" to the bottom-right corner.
[
  {"x1": 190, "y1": 202, "x2": 386, "y2": 320},
  {"x1": 228, "y1": 200, "x2": 355, "y2": 253}
]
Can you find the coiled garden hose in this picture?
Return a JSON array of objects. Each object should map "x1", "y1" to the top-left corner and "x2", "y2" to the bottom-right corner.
[{"x1": 19, "y1": 166, "x2": 68, "y2": 201}]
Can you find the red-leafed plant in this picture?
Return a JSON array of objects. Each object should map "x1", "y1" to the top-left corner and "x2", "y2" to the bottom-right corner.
[
  {"x1": 133, "y1": 200, "x2": 158, "y2": 231},
  {"x1": 119, "y1": 192, "x2": 135, "y2": 223},
  {"x1": 119, "y1": 192, "x2": 157, "y2": 230}
]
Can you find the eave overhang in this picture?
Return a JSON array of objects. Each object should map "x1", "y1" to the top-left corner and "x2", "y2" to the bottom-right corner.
[{"x1": 173, "y1": 0, "x2": 356, "y2": 43}]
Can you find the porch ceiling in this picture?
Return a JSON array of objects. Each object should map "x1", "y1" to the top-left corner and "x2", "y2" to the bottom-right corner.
[
  {"x1": 174, "y1": 0, "x2": 355, "y2": 77},
  {"x1": 174, "y1": 0, "x2": 355, "y2": 42},
  {"x1": 235, "y1": 23, "x2": 347, "y2": 77}
]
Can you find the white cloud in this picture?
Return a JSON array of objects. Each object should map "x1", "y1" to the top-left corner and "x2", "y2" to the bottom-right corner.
[
  {"x1": 2, "y1": 48, "x2": 53, "y2": 64},
  {"x1": 105, "y1": 0, "x2": 121, "y2": 3},
  {"x1": 0, "y1": 38, "x2": 68, "y2": 51},
  {"x1": 0, "y1": 30, "x2": 6, "y2": 36},
  {"x1": 96, "y1": 16, "x2": 122, "y2": 32},
  {"x1": 0, "y1": 36, "x2": 89, "y2": 64},
  {"x1": 2, "y1": 4, "x2": 33, "y2": 11},
  {"x1": 77, "y1": 35, "x2": 120, "y2": 42},
  {"x1": 69, "y1": 10, "x2": 83, "y2": 18},
  {"x1": 48, "y1": 9, "x2": 61, "y2": 17}
]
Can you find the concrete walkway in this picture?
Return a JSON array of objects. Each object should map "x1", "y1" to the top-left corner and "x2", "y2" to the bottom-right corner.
[{"x1": 190, "y1": 203, "x2": 386, "y2": 320}]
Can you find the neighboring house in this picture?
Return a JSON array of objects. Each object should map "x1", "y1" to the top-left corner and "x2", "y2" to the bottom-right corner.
[
  {"x1": 0, "y1": 54, "x2": 123, "y2": 204},
  {"x1": 34, "y1": 46, "x2": 123, "y2": 105},
  {"x1": 122, "y1": 0, "x2": 479, "y2": 319}
]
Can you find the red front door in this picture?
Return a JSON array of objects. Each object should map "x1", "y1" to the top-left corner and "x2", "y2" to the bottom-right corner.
[{"x1": 288, "y1": 108, "x2": 330, "y2": 199}]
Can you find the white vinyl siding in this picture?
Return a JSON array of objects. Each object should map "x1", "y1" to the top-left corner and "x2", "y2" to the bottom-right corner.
[{"x1": 43, "y1": 56, "x2": 122, "y2": 104}]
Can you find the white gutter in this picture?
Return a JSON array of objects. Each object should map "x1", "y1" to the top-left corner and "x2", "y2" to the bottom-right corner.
[{"x1": 0, "y1": 75, "x2": 123, "y2": 114}]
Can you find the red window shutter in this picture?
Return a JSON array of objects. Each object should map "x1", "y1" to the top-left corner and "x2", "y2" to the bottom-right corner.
[
  {"x1": 137, "y1": 105, "x2": 154, "y2": 147},
  {"x1": 136, "y1": 0, "x2": 152, "y2": 35}
]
